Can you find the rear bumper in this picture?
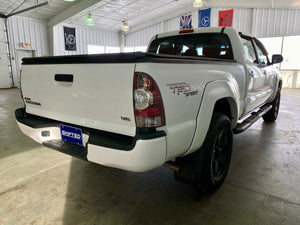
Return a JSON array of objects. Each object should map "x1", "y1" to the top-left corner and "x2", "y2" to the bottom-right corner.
[{"x1": 16, "y1": 108, "x2": 167, "y2": 172}]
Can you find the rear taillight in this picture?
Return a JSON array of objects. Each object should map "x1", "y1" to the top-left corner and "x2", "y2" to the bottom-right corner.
[
  {"x1": 134, "y1": 72, "x2": 165, "y2": 127},
  {"x1": 19, "y1": 70, "x2": 25, "y2": 106}
]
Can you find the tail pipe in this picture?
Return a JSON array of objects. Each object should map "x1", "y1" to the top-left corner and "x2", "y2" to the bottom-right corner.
[{"x1": 164, "y1": 161, "x2": 181, "y2": 173}]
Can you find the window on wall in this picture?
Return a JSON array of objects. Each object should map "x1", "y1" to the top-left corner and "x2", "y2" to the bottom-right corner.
[
  {"x1": 124, "y1": 46, "x2": 147, "y2": 52},
  {"x1": 134, "y1": 46, "x2": 147, "y2": 52},
  {"x1": 88, "y1": 45, "x2": 120, "y2": 54},
  {"x1": 281, "y1": 36, "x2": 300, "y2": 70},
  {"x1": 259, "y1": 37, "x2": 282, "y2": 56},
  {"x1": 88, "y1": 45, "x2": 105, "y2": 54},
  {"x1": 106, "y1": 46, "x2": 120, "y2": 53},
  {"x1": 259, "y1": 35, "x2": 300, "y2": 70}
]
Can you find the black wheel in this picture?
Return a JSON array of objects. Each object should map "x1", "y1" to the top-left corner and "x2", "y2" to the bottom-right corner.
[
  {"x1": 199, "y1": 113, "x2": 233, "y2": 193},
  {"x1": 263, "y1": 91, "x2": 281, "y2": 123},
  {"x1": 174, "y1": 113, "x2": 233, "y2": 194}
]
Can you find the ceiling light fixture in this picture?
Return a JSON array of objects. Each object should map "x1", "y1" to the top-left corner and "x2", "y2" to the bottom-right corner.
[
  {"x1": 122, "y1": 21, "x2": 129, "y2": 32},
  {"x1": 193, "y1": 0, "x2": 204, "y2": 8},
  {"x1": 294, "y1": 0, "x2": 300, "y2": 6},
  {"x1": 86, "y1": 14, "x2": 94, "y2": 26},
  {"x1": 64, "y1": 0, "x2": 76, "y2": 2}
]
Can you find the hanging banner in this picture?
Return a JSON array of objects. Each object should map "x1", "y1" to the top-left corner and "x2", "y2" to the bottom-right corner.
[
  {"x1": 180, "y1": 14, "x2": 192, "y2": 30},
  {"x1": 198, "y1": 8, "x2": 211, "y2": 27},
  {"x1": 64, "y1": 26, "x2": 77, "y2": 51},
  {"x1": 218, "y1": 9, "x2": 234, "y2": 27}
]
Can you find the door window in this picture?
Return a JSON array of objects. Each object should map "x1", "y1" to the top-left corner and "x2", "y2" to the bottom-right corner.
[{"x1": 241, "y1": 38, "x2": 257, "y2": 63}]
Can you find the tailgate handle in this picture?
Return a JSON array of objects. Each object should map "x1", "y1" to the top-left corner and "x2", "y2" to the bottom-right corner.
[{"x1": 55, "y1": 74, "x2": 73, "y2": 82}]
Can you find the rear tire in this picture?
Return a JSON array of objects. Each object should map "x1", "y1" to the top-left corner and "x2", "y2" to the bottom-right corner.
[
  {"x1": 174, "y1": 113, "x2": 233, "y2": 194},
  {"x1": 263, "y1": 91, "x2": 281, "y2": 123}
]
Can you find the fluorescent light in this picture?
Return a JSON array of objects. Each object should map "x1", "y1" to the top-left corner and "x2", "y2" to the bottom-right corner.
[
  {"x1": 193, "y1": 0, "x2": 203, "y2": 8},
  {"x1": 294, "y1": 0, "x2": 300, "y2": 6},
  {"x1": 122, "y1": 22, "x2": 129, "y2": 32},
  {"x1": 64, "y1": 0, "x2": 75, "y2": 2},
  {"x1": 86, "y1": 14, "x2": 94, "y2": 26}
]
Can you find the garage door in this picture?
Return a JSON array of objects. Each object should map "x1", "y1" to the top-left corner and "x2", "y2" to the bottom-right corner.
[{"x1": 0, "y1": 18, "x2": 11, "y2": 88}]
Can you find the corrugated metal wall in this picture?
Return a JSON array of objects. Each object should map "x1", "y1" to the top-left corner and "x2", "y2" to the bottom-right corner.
[
  {"x1": 53, "y1": 24, "x2": 119, "y2": 56},
  {"x1": 210, "y1": 8, "x2": 253, "y2": 34},
  {"x1": 125, "y1": 23, "x2": 161, "y2": 47},
  {"x1": 6, "y1": 16, "x2": 49, "y2": 86},
  {"x1": 125, "y1": 7, "x2": 300, "y2": 47},
  {"x1": 0, "y1": 18, "x2": 11, "y2": 88},
  {"x1": 7, "y1": 16, "x2": 49, "y2": 56},
  {"x1": 255, "y1": 8, "x2": 300, "y2": 37}
]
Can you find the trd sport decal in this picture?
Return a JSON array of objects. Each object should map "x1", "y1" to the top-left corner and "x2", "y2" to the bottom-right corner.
[{"x1": 167, "y1": 82, "x2": 198, "y2": 97}]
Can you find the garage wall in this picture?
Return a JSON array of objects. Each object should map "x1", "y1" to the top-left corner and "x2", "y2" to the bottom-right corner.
[
  {"x1": 125, "y1": 23, "x2": 161, "y2": 47},
  {"x1": 125, "y1": 7, "x2": 300, "y2": 47},
  {"x1": 126, "y1": 8, "x2": 253, "y2": 47},
  {"x1": 53, "y1": 23, "x2": 119, "y2": 55},
  {"x1": 6, "y1": 16, "x2": 49, "y2": 87},
  {"x1": 255, "y1": 8, "x2": 300, "y2": 37},
  {"x1": 0, "y1": 18, "x2": 12, "y2": 88}
]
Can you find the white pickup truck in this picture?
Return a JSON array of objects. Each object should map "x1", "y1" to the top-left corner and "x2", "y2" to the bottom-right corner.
[{"x1": 16, "y1": 27, "x2": 283, "y2": 194}]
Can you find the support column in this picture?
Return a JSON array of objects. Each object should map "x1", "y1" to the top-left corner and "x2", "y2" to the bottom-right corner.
[
  {"x1": 251, "y1": 8, "x2": 257, "y2": 36},
  {"x1": 160, "y1": 21, "x2": 164, "y2": 33},
  {"x1": 119, "y1": 31, "x2": 125, "y2": 53},
  {"x1": 47, "y1": 25, "x2": 54, "y2": 56}
]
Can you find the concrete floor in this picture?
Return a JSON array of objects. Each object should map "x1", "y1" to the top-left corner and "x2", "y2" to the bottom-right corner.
[{"x1": 0, "y1": 88, "x2": 300, "y2": 225}]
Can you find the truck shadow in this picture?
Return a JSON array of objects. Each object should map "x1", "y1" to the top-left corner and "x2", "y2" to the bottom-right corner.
[{"x1": 62, "y1": 159, "x2": 210, "y2": 225}]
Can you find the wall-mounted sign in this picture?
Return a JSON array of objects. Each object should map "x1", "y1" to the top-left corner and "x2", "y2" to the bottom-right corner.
[
  {"x1": 198, "y1": 8, "x2": 211, "y2": 27},
  {"x1": 218, "y1": 9, "x2": 234, "y2": 27},
  {"x1": 64, "y1": 26, "x2": 77, "y2": 51},
  {"x1": 180, "y1": 14, "x2": 192, "y2": 30},
  {"x1": 20, "y1": 42, "x2": 32, "y2": 48}
]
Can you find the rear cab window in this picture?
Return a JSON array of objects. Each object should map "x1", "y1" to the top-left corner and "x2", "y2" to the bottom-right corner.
[{"x1": 148, "y1": 33, "x2": 234, "y2": 60}]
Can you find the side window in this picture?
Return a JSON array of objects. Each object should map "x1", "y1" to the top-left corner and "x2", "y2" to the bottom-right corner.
[
  {"x1": 242, "y1": 38, "x2": 257, "y2": 63},
  {"x1": 256, "y1": 47, "x2": 267, "y2": 64},
  {"x1": 254, "y1": 41, "x2": 269, "y2": 65}
]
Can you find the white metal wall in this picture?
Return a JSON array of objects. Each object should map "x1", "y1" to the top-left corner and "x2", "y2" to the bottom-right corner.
[
  {"x1": 125, "y1": 23, "x2": 161, "y2": 47},
  {"x1": 126, "y1": 8, "x2": 253, "y2": 47},
  {"x1": 255, "y1": 8, "x2": 300, "y2": 37},
  {"x1": 210, "y1": 8, "x2": 253, "y2": 34},
  {"x1": 0, "y1": 18, "x2": 11, "y2": 88},
  {"x1": 53, "y1": 23, "x2": 119, "y2": 56},
  {"x1": 125, "y1": 7, "x2": 300, "y2": 47},
  {"x1": 7, "y1": 16, "x2": 49, "y2": 56},
  {"x1": 7, "y1": 16, "x2": 49, "y2": 86}
]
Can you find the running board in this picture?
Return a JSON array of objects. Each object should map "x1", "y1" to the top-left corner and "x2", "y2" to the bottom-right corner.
[{"x1": 233, "y1": 104, "x2": 272, "y2": 134}]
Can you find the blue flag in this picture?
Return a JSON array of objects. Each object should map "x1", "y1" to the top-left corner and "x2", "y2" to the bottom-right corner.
[{"x1": 198, "y1": 8, "x2": 211, "y2": 27}]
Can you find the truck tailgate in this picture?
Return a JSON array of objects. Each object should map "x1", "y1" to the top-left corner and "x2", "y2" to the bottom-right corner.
[{"x1": 21, "y1": 63, "x2": 136, "y2": 137}]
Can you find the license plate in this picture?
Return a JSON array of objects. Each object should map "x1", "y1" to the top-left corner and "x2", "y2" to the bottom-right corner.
[{"x1": 60, "y1": 124, "x2": 83, "y2": 146}]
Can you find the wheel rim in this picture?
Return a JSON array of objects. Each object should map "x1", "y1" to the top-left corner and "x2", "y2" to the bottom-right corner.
[
  {"x1": 274, "y1": 94, "x2": 280, "y2": 118},
  {"x1": 211, "y1": 129, "x2": 230, "y2": 181}
]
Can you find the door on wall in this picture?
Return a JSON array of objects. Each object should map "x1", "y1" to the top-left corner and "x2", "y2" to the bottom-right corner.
[
  {"x1": 16, "y1": 49, "x2": 33, "y2": 84},
  {"x1": 0, "y1": 18, "x2": 12, "y2": 88}
]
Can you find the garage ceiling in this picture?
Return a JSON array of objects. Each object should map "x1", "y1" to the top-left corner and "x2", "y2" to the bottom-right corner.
[{"x1": 0, "y1": 0, "x2": 299, "y2": 32}]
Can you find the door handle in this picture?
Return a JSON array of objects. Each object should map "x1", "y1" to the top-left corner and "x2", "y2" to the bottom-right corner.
[{"x1": 55, "y1": 74, "x2": 73, "y2": 82}]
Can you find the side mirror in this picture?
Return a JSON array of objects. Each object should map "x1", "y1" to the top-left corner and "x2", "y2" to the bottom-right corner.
[{"x1": 272, "y1": 54, "x2": 283, "y2": 64}]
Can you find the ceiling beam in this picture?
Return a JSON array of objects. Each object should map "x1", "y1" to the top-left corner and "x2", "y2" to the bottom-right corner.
[
  {"x1": 47, "y1": 0, "x2": 103, "y2": 27},
  {"x1": 128, "y1": 2, "x2": 195, "y2": 33}
]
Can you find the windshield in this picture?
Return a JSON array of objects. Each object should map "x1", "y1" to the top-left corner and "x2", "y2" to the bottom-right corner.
[{"x1": 148, "y1": 33, "x2": 233, "y2": 60}]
